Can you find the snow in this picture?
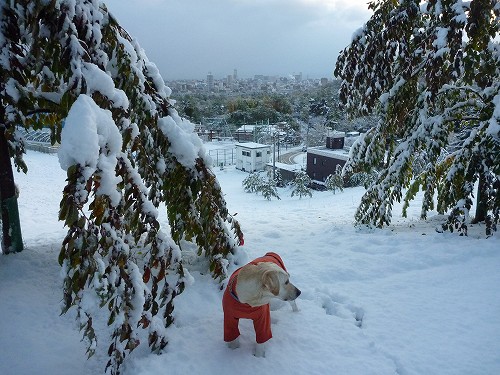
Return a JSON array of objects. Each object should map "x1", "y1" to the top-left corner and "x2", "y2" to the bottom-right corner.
[
  {"x1": 488, "y1": 92, "x2": 500, "y2": 137},
  {"x1": 1, "y1": 149, "x2": 500, "y2": 375},
  {"x1": 81, "y1": 62, "x2": 129, "y2": 109},
  {"x1": 58, "y1": 94, "x2": 121, "y2": 171},
  {"x1": 157, "y1": 112, "x2": 206, "y2": 168},
  {"x1": 58, "y1": 94, "x2": 123, "y2": 205}
]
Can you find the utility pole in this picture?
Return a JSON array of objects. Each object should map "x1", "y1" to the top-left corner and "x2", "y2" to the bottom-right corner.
[{"x1": 272, "y1": 132, "x2": 276, "y2": 181}]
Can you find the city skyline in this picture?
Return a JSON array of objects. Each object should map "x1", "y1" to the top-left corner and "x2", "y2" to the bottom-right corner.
[
  {"x1": 170, "y1": 69, "x2": 313, "y2": 81},
  {"x1": 103, "y1": 0, "x2": 372, "y2": 80}
]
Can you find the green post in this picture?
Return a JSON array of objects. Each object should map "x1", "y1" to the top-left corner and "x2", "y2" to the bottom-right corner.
[
  {"x1": 0, "y1": 125, "x2": 24, "y2": 254},
  {"x1": 1, "y1": 195, "x2": 23, "y2": 253}
]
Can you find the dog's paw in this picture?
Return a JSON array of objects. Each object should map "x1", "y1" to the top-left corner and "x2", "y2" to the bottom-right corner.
[
  {"x1": 289, "y1": 300, "x2": 299, "y2": 312},
  {"x1": 227, "y1": 337, "x2": 240, "y2": 350},
  {"x1": 254, "y1": 342, "x2": 266, "y2": 358}
]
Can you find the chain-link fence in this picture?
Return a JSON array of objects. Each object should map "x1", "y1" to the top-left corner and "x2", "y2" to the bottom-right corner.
[
  {"x1": 17, "y1": 127, "x2": 58, "y2": 153},
  {"x1": 208, "y1": 148, "x2": 236, "y2": 167}
]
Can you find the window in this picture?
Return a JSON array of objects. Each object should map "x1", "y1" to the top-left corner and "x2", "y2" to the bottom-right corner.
[
  {"x1": 313, "y1": 157, "x2": 317, "y2": 165},
  {"x1": 242, "y1": 150, "x2": 251, "y2": 157},
  {"x1": 256, "y1": 152, "x2": 262, "y2": 157}
]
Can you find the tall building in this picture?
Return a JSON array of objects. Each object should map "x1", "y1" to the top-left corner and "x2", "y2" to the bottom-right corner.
[
  {"x1": 207, "y1": 72, "x2": 214, "y2": 91},
  {"x1": 233, "y1": 69, "x2": 238, "y2": 81},
  {"x1": 227, "y1": 74, "x2": 234, "y2": 89}
]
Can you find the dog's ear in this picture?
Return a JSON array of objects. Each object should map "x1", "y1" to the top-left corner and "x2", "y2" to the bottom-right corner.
[{"x1": 262, "y1": 270, "x2": 280, "y2": 296}]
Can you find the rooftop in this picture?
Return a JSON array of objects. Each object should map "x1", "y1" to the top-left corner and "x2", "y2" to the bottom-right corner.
[
  {"x1": 235, "y1": 142, "x2": 271, "y2": 149},
  {"x1": 307, "y1": 146, "x2": 350, "y2": 161}
]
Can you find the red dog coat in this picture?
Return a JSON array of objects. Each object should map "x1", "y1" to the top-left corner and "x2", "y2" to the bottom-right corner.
[{"x1": 222, "y1": 252, "x2": 287, "y2": 344}]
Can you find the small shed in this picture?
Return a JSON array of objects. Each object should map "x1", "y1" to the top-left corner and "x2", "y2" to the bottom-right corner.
[
  {"x1": 235, "y1": 142, "x2": 271, "y2": 172},
  {"x1": 306, "y1": 131, "x2": 350, "y2": 183}
]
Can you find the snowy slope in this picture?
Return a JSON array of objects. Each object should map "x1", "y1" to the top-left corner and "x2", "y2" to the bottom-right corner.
[{"x1": 0, "y1": 150, "x2": 499, "y2": 375}]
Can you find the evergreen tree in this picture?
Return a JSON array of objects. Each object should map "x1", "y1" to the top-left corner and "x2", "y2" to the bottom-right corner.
[
  {"x1": 242, "y1": 172, "x2": 264, "y2": 193},
  {"x1": 291, "y1": 170, "x2": 312, "y2": 199},
  {"x1": 347, "y1": 170, "x2": 379, "y2": 189},
  {"x1": 0, "y1": 1, "x2": 242, "y2": 373},
  {"x1": 274, "y1": 169, "x2": 285, "y2": 187},
  {"x1": 335, "y1": 0, "x2": 499, "y2": 235},
  {"x1": 325, "y1": 166, "x2": 344, "y2": 194},
  {"x1": 242, "y1": 171, "x2": 280, "y2": 200},
  {"x1": 260, "y1": 170, "x2": 281, "y2": 200}
]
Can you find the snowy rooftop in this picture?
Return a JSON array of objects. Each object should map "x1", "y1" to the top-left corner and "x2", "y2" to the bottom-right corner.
[
  {"x1": 236, "y1": 124, "x2": 277, "y2": 132},
  {"x1": 235, "y1": 142, "x2": 271, "y2": 149},
  {"x1": 267, "y1": 161, "x2": 302, "y2": 172},
  {"x1": 307, "y1": 146, "x2": 350, "y2": 161}
]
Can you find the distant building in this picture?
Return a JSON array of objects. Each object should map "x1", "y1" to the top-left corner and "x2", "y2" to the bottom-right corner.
[
  {"x1": 207, "y1": 72, "x2": 214, "y2": 91},
  {"x1": 234, "y1": 122, "x2": 278, "y2": 143},
  {"x1": 234, "y1": 125, "x2": 256, "y2": 142},
  {"x1": 235, "y1": 142, "x2": 271, "y2": 172},
  {"x1": 267, "y1": 162, "x2": 302, "y2": 184},
  {"x1": 227, "y1": 74, "x2": 234, "y2": 89},
  {"x1": 306, "y1": 130, "x2": 351, "y2": 186}
]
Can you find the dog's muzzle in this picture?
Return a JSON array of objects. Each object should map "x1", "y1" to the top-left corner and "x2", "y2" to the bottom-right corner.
[
  {"x1": 286, "y1": 286, "x2": 301, "y2": 301},
  {"x1": 295, "y1": 287, "x2": 301, "y2": 298}
]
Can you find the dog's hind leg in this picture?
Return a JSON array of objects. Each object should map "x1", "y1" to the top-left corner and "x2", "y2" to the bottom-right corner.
[{"x1": 227, "y1": 337, "x2": 240, "y2": 350}]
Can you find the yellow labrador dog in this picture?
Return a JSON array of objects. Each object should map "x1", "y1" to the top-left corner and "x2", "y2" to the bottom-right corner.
[{"x1": 222, "y1": 252, "x2": 301, "y2": 357}]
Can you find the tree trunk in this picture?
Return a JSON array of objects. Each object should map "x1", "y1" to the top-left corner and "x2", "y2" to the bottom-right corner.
[
  {"x1": 472, "y1": 173, "x2": 487, "y2": 224},
  {"x1": 0, "y1": 126, "x2": 24, "y2": 253}
]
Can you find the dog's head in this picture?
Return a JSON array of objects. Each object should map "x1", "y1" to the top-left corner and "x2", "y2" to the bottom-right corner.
[{"x1": 261, "y1": 263, "x2": 301, "y2": 302}]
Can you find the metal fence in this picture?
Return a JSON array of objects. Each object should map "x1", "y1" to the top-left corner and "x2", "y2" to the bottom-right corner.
[
  {"x1": 16, "y1": 128, "x2": 240, "y2": 165},
  {"x1": 208, "y1": 148, "x2": 236, "y2": 167},
  {"x1": 17, "y1": 127, "x2": 58, "y2": 153}
]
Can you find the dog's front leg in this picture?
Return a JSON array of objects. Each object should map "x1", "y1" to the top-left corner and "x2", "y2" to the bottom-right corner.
[
  {"x1": 227, "y1": 337, "x2": 240, "y2": 350},
  {"x1": 254, "y1": 342, "x2": 266, "y2": 357},
  {"x1": 289, "y1": 300, "x2": 299, "y2": 312}
]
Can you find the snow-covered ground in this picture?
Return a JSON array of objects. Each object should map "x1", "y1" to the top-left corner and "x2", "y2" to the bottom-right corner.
[{"x1": 1, "y1": 150, "x2": 499, "y2": 375}]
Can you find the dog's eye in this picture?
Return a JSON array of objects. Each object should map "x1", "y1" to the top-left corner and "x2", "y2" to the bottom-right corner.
[{"x1": 285, "y1": 280, "x2": 289, "y2": 285}]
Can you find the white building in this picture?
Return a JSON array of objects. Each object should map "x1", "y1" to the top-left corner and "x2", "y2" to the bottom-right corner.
[{"x1": 235, "y1": 142, "x2": 271, "y2": 172}]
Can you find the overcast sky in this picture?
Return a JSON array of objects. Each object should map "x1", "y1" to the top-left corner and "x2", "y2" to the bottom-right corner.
[{"x1": 103, "y1": 0, "x2": 372, "y2": 80}]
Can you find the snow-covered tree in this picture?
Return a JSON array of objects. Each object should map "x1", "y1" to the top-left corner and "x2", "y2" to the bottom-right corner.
[
  {"x1": 291, "y1": 170, "x2": 312, "y2": 199},
  {"x1": 335, "y1": 0, "x2": 500, "y2": 236},
  {"x1": 0, "y1": 1, "x2": 242, "y2": 373},
  {"x1": 260, "y1": 170, "x2": 281, "y2": 200},
  {"x1": 347, "y1": 170, "x2": 380, "y2": 189},
  {"x1": 325, "y1": 166, "x2": 344, "y2": 194},
  {"x1": 242, "y1": 171, "x2": 280, "y2": 200},
  {"x1": 242, "y1": 172, "x2": 264, "y2": 193},
  {"x1": 274, "y1": 168, "x2": 285, "y2": 187}
]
